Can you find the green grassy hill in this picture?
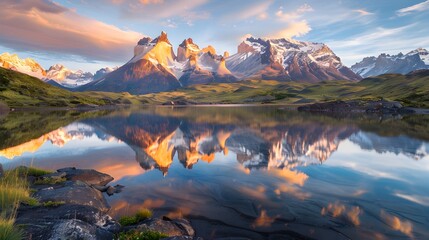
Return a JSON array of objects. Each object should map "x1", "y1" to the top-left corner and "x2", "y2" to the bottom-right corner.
[
  {"x1": 1, "y1": 66, "x2": 428, "y2": 108},
  {"x1": 0, "y1": 68, "x2": 149, "y2": 108},
  {"x1": 144, "y1": 70, "x2": 429, "y2": 108}
]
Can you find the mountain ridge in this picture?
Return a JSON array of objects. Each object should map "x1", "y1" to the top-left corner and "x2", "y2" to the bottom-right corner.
[{"x1": 351, "y1": 48, "x2": 429, "y2": 77}]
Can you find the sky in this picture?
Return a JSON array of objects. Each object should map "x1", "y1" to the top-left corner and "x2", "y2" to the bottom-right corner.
[{"x1": 0, "y1": 0, "x2": 428, "y2": 72}]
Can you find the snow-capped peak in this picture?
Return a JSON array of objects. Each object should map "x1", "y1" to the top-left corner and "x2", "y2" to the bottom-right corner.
[
  {"x1": 45, "y1": 64, "x2": 93, "y2": 87},
  {"x1": 0, "y1": 52, "x2": 46, "y2": 78},
  {"x1": 226, "y1": 36, "x2": 359, "y2": 82},
  {"x1": 351, "y1": 48, "x2": 429, "y2": 77}
]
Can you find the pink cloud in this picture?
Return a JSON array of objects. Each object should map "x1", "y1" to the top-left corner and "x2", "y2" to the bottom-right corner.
[{"x1": 0, "y1": 0, "x2": 143, "y2": 62}]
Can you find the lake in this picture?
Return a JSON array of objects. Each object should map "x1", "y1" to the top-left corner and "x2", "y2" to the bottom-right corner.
[{"x1": 1, "y1": 106, "x2": 429, "y2": 239}]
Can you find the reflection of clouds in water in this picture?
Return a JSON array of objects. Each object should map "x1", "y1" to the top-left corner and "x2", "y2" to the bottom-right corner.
[
  {"x1": 112, "y1": 198, "x2": 165, "y2": 217},
  {"x1": 321, "y1": 202, "x2": 362, "y2": 226},
  {"x1": 268, "y1": 168, "x2": 308, "y2": 186},
  {"x1": 274, "y1": 183, "x2": 310, "y2": 200},
  {"x1": 380, "y1": 210, "x2": 413, "y2": 237},
  {"x1": 394, "y1": 193, "x2": 429, "y2": 207},
  {"x1": 253, "y1": 210, "x2": 277, "y2": 228},
  {"x1": 326, "y1": 140, "x2": 429, "y2": 183}
]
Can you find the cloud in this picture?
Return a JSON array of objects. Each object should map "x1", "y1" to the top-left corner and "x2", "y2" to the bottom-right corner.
[
  {"x1": 276, "y1": 4, "x2": 313, "y2": 22},
  {"x1": 119, "y1": 0, "x2": 209, "y2": 20},
  {"x1": 0, "y1": 0, "x2": 143, "y2": 62},
  {"x1": 353, "y1": 9, "x2": 373, "y2": 16},
  {"x1": 270, "y1": 20, "x2": 312, "y2": 38},
  {"x1": 139, "y1": 0, "x2": 164, "y2": 4},
  {"x1": 227, "y1": 1, "x2": 272, "y2": 21},
  {"x1": 326, "y1": 23, "x2": 429, "y2": 66},
  {"x1": 397, "y1": 0, "x2": 429, "y2": 16}
]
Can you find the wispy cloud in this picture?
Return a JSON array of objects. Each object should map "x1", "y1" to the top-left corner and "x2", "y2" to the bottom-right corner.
[
  {"x1": 270, "y1": 20, "x2": 312, "y2": 39},
  {"x1": 0, "y1": 0, "x2": 143, "y2": 62},
  {"x1": 226, "y1": 1, "x2": 273, "y2": 21},
  {"x1": 353, "y1": 9, "x2": 373, "y2": 16},
  {"x1": 397, "y1": 0, "x2": 429, "y2": 16},
  {"x1": 275, "y1": 4, "x2": 313, "y2": 22},
  {"x1": 271, "y1": 4, "x2": 313, "y2": 38}
]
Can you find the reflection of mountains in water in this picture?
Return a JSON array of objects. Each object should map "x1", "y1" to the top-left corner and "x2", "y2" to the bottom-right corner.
[
  {"x1": 80, "y1": 113, "x2": 429, "y2": 174},
  {"x1": 350, "y1": 131, "x2": 429, "y2": 160},
  {"x1": 2, "y1": 112, "x2": 428, "y2": 173},
  {"x1": 0, "y1": 123, "x2": 118, "y2": 159}
]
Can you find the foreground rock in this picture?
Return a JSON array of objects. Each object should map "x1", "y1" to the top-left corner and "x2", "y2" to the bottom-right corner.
[
  {"x1": 57, "y1": 167, "x2": 114, "y2": 186},
  {"x1": 34, "y1": 180, "x2": 110, "y2": 212},
  {"x1": 16, "y1": 167, "x2": 199, "y2": 240},
  {"x1": 297, "y1": 100, "x2": 416, "y2": 114},
  {"x1": 124, "y1": 217, "x2": 195, "y2": 237}
]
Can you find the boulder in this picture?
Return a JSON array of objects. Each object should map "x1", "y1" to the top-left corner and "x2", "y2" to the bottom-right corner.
[
  {"x1": 130, "y1": 218, "x2": 195, "y2": 237},
  {"x1": 34, "y1": 180, "x2": 110, "y2": 212},
  {"x1": 57, "y1": 167, "x2": 114, "y2": 186},
  {"x1": 106, "y1": 184, "x2": 125, "y2": 196},
  {"x1": 49, "y1": 219, "x2": 113, "y2": 240}
]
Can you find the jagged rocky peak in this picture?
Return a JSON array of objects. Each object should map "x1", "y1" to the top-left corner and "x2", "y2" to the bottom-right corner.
[
  {"x1": 227, "y1": 36, "x2": 360, "y2": 82},
  {"x1": 152, "y1": 31, "x2": 171, "y2": 45},
  {"x1": 202, "y1": 45, "x2": 217, "y2": 55},
  {"x1": 179, "y1": 38, "x2": 196, "y2": 47},
  {"x1": 177, "y1": 38, "x2": 201, "y2": 62},
  {"x1": 137, "y1": 37, "x2": 153, "y2": 45}
]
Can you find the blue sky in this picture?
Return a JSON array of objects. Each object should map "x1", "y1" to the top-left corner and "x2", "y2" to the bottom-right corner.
[{"x1": 0, "y1": 0, "x2": 428, "y2": 72}]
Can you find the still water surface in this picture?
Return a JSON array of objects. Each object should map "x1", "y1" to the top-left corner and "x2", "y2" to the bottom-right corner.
[{"x1": 1, "y1": 106, "x2": 429, "y2": 239}]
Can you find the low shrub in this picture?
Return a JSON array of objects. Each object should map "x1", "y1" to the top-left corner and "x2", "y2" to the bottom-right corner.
[
  {"x1": 118, "y1": 209, "x2": 153, "y2": 226},
  {"x1": 116, "y1": 230, "x2": 168, "y2": 240}
]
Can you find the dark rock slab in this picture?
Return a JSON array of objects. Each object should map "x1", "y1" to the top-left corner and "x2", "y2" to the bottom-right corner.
[
  {"x1": 297, "y1": 100, "x2": 414, "y2": 114},
  {"x1": 57, "y1": 167, "x2": 114, "y2": 186},
  {"x1": 17, "y1": 204, "x2": 120, "y2": 239},
  {"x1": 34, "y1": 180, "x2": 110, "y2": 212},
  {"x1": 20, "y1": 218, "x2": 113, "y2": 240},
  {"x1": 129, "y1": 218, "x2": 195, "y2": 237}
]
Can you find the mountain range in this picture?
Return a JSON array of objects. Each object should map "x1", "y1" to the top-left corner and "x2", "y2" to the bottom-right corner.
[
  {"x1": 351, "y1": 48, "x2": 429, "y2": 78},
  {"x1": 0, "y1": 53, "x2": 115, "y2": 88},
  {"x1": 79, "y1": 32, "x2": 361, "y2": 94},
  {"x1": 1, "y1": 31, "x2": 428, "y2": 95}
]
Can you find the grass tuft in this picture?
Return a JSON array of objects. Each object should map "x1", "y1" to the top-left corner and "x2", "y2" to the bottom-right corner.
[
  {"x1": 0, "y1": 218, "x2": 24, "y2": 240},
  {"x1": 118, "y1": 209, "x2": 153, "y2": 226},
  {"x1": 34, "y1": 177, "x2": 66, "y2": 185},
  {"x1": 42, "y1": 201, "x2": 65, "y2": 207},
  {"x1": 14, "y1": 166, "x2": 53, "y2": 177},
  {"x1": 116, "y1": 230, "x2": 168, "y2": 240}
]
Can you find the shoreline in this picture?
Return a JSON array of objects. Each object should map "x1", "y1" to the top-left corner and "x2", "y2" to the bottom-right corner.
[
  {"x1": 1, "y1": 165, "x2": 198, "y2": 240},
  {"x1": 4, "y1": 101, "x2": 429, "y2": 115}
]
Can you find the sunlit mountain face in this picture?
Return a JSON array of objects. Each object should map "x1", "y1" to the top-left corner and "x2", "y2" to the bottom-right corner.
[{"x1": 1, "y1": 106, "x2": 429, "y2": 239}]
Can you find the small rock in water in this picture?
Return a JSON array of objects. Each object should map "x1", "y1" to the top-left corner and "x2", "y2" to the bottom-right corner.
[{"x1": 57, "y1": 167, "x2": 114, "y2": 186}]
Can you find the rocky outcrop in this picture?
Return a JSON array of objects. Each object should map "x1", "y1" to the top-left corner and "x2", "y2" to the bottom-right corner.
[
  {"x1": 227, "y1": 36, "x2": 361, "y2": 82},
  {"x1": 16, "y1": 167, "x2": 199, "y2": 240},
  {"x1": 297, "y1": 100, "x2": 415, "y2": 114},
  {"x1": 57, "y1": 167, "x2": 114, "y2": 186},
  {"x1": 124, "y1": 217, "x2": 195, "y2": 238}
]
